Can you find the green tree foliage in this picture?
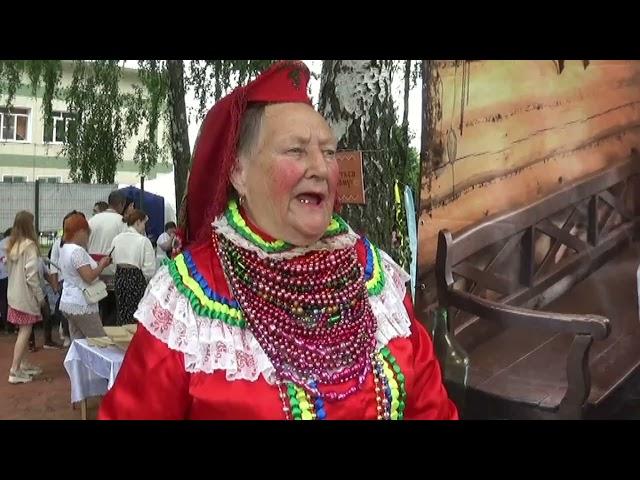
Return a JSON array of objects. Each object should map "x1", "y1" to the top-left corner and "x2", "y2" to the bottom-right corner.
[{"x1": 0, "y1": 60, "x2": 276, "y2": 204}]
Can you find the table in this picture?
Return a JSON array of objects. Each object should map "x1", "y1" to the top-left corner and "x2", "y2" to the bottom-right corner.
[{"x1": 63, "y1": 339, "x2": 125, "y2": 418}]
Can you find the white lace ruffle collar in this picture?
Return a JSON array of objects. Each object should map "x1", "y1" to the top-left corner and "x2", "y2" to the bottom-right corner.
[{"x1": 135, "y1": 247, "x2": 412, "y2": 384}]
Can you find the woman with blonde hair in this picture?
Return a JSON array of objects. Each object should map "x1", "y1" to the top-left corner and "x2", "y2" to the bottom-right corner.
[{"x1": 6, "y1": 211, "x2": 46, "y2": 384}]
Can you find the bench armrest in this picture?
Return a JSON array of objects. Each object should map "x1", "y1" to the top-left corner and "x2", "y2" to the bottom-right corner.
[{"x1": 446, "y1": 289, "x2": 610, "y2": 340}]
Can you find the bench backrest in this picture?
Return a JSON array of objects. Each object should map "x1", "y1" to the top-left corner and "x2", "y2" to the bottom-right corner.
[{"x1": 434, "y1": 153, "x2": 640, "y2": 350}]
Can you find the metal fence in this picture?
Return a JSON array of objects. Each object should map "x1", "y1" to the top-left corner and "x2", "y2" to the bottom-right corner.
[
  {"x1": 1, "y1": 181, "x2": 117, "y2": 241},
  {"x1": 0, "y1": 182, "x2": 35, "y2": 233}
]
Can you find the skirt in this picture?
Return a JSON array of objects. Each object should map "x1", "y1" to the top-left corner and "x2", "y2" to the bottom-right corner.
[
  {"x1": 114, "y1": 266, "x2": 147, "y2": 326},
  {"x1": 7, "y1": 306, "x2": 42, "y2": 326}
]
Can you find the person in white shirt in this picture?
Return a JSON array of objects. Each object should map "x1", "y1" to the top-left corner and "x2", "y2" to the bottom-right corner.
[
  {"x1": 155, "y1": 221, "x2": 177, "y2": 268},
  {"x1": 0, "y1": 228, "x2": 12, "y2": 334},
  {"x1": 111, "y1": 209, "x2": 156, "y2": 326},
  {"x1": 88, "y1": 191, "x2": 127, "y2": 326},
  {"x1": 93, "y1": 201, "x2": 109, "y2": 215},
  {"x1": 59, "y1": 213, "x2": 111, "y2": 340},
  {"x1": 49, "y1": 211, "x2": 87, "y2": 346},
  {"x1": 34, "y1": 257, "x2": 62, "y2": 349}
]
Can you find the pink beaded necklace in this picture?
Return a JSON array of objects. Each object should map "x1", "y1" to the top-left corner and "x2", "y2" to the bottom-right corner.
[{"x1": 215, "y1": 232, "x2": 378, "y2": 401}]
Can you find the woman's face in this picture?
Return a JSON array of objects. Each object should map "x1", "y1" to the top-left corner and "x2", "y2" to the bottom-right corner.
[{"x1": 231, "y1": 103, "x2": 339, "y2": 247}]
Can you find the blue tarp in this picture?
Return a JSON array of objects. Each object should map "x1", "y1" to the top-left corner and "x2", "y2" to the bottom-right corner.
[{"x1": 116, "y1": 186, "x2": 165, "y2": 244}]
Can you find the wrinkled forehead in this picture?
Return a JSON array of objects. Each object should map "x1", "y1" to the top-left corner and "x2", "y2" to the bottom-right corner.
[{"x1": 261, "y1": 103, "x2": 336, "y2": 144}]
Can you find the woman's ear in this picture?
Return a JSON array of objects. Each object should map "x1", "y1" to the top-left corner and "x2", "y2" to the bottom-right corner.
[{"x1": 230, "y1": 157, "x2": 247, "y2": 198}]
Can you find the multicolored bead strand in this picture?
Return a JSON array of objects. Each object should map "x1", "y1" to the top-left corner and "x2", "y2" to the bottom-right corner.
[
  {"x1": 286, "y1": 383, "x2": 318, "y2": 420},
  {"x1": 373, "y1": 353, "x2": 392, "y2": 419},
  {"x1": 277, "y1": 381, "x2": 292, "y2": 420},
  {"x1": 278, "y1": 354, "x2": 405, "y2": 420},
  {"x1": 362, "y1": 237, "x2": 385, "y2": 296},
  {"x1": 310, "y1": 381, "x2": 327, "y2": 420},
  {"x1": 381, "y1": 346, "x2": 407, "y2": 419}
]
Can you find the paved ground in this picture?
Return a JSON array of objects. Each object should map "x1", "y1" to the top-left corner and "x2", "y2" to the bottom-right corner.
[
  {"x1": 2, "y1": 325, "x2": 639, "y2": 420},
  {"x1": 0, "y1": 327, "x2": 100, "y2": 420}
]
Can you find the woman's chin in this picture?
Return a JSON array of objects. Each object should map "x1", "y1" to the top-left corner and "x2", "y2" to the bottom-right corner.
[{"x1": 286, "y1": 220, "x2": 331, "y2": 247}]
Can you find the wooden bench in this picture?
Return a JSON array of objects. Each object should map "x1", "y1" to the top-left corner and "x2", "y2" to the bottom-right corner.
[{"x1": 431, "y1": 153, "x2": 640, "y2": 419}]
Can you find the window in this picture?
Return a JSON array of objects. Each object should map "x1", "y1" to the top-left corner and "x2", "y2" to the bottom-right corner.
[
  {"x1": 2, "y1": 176, "x2": 27, "y2": 183},
  {"x1": 43, "y1": 111, "x2": 75, "y2": 144},
  {"x1": 37, "y1": 176, "x2": 61, "y2": 184},
  {"x1": 0, "y1": 108, "x2": 30, "y2": 142}
]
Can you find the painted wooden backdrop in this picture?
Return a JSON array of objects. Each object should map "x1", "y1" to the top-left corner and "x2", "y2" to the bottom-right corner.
[{"x1": 418, "y1": 60, "x2": 640, "y2": 294}]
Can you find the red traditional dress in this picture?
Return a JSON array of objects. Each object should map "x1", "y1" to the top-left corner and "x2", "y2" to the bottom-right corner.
[{"x1": 98, "y1": 200, "x2": 457, "y2": 420}]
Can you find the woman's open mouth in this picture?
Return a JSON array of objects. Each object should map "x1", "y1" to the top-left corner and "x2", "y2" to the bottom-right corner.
[{"x1": 296, "y1": 192, "x2": 325, "y2": 206}]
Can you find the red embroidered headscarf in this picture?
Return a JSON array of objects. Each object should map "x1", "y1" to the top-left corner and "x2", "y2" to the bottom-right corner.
[{"x1": 182, "y1": 61, "x2": 312, "y2": 246}]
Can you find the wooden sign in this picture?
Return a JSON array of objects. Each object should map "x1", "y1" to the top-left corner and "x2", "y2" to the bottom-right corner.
[{"x1": 336, "y1": 150, "x2": 365, "y2": 205}]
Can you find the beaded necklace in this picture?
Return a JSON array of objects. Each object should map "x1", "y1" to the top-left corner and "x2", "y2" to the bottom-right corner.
[
  {"x1": 216, "y1": 232, "x2": 378, "y2": 401},
  {"x1": 215, "y1": 202, "x2": 407, "y2": 419},
  {"x1": 275, "y1": 347, "x2": 407, "y2": 420}
]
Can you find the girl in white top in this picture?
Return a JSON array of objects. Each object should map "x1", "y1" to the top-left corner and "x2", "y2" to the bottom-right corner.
[
  {"x1": 58, "y1": 212, "x2": 111, "y2": 340},
  {"x1": 110, "y1": 209, "x2": 155, "y2": 325}
]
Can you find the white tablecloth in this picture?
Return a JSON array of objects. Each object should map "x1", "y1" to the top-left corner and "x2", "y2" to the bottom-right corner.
[{"x1": 63, "y1": 339, "x2": 125, "y2": 403}]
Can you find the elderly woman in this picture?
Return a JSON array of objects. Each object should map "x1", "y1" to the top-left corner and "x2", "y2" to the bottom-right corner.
[{"x1": 98, "y1": 61, "x2": 457, "y2": 420}]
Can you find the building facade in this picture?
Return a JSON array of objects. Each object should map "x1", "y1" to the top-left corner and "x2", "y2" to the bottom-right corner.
[{"x1": 0, "y1": 61, "x2": 172, "y2": 185}]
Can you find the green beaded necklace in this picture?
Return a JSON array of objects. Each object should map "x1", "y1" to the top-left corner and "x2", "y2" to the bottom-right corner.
[
  {"x1": 277, "y1": 346, "x2": 407, "y2": 420},
  {"x1": 224, "y1": 198, "x2": 350, "y2": 254}
]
